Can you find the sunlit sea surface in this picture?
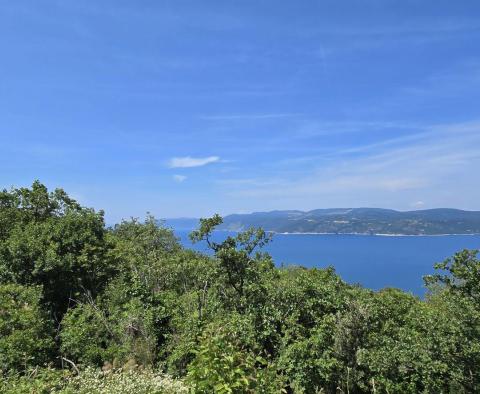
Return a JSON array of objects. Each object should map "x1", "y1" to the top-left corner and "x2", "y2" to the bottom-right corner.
[{"x1": 175, "y1": 231, "x2": 480, "y2": 296}]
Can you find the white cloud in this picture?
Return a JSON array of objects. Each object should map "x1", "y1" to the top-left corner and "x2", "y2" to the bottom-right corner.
[
  {"x1": 168, "y1": 156, "x2": 219, "y2": 168},
  {"x1": 411, "y1": 201, "x2": 425, "y2": 208},
  {"x1": 173, "y1": 175, "x2": 187, "y2": 183}
]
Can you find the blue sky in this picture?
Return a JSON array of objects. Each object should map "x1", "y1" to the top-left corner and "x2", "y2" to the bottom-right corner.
[{"x1": 1, "y1": 1, "x2": 480, "y2": 222}]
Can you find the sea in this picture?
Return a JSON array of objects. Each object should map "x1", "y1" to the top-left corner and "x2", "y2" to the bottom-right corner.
[{"x1": 175, "y1": 231, "x2": 480, "y2": 296}]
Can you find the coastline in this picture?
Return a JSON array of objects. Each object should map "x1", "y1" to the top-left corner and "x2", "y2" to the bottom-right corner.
[
  {"x1": 217, "y1": 229, "x2": 480, "y2": 237},
  {"x1": 211, "y1": 229, "x2": 480, "y2": 237},
  {"x1": 273, "y1": 231, "x2": 480, "y2": 237}
]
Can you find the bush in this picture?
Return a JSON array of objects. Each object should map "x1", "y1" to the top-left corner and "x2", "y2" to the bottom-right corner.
[
  {"x1": 0, "y1": 368, "x2": 69, "y2": 394},
  {"x1": 60, "y1": 301, "x2": 112, "y2": 366},
  {"x1": 0, "y1": 367, "x2": 189, "y2": 394},
  {"x1": 60, "y1": 367, "x2": 189, "y2": 394},
  {"x1": 187, "y1": 317, "x2": 285, "y2": 393},
  {"x1": 0, "y1": 284, "x2": 54, "y2": 373}
]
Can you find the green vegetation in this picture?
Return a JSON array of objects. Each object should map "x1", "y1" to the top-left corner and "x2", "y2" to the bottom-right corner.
[
  {"x1": 1, "y1": 181, "x2": 480, "y2": 393},
  {"x1": 216, "y1": 208, "x2": 480, "y2": 235}
]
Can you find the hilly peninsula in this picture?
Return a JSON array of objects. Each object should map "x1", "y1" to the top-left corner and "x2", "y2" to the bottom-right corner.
[{"x1": 214, "y1": 208, "x2": 480, "y2": 235}]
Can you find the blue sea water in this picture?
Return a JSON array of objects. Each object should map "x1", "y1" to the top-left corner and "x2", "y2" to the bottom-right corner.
[{"x1": 176, "y1": 231, "x2": 480, "y2": 296}]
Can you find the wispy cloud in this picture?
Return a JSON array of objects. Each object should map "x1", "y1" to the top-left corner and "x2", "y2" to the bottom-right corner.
[
  {"x1": 217, "y1": 120, "x2": 480, "y2": 210},
  {"x1": 309, "y1": 20, "x2": 480, "y2": 55},
  {"x1": 200, "y1": 113, "x2": 301, "y2": 121},
  {"x1": 173, "y1": 174, "x2": 187, "y2": 183},
  {"x1": 168, "y1": 156, "x2": 220, "y2": 168}
]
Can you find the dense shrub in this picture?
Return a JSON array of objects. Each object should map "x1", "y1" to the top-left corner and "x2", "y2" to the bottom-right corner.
[
  {"x1": 0, "y1": 367, "x2": 69, "y2": 394},
  {"x1": 1, "y1": 182, "x2": 480, "y2": 392},
  {"x1": 0, "y1": 284, "x2": 54, "y2": 373},
  {"x1": 187, "y1": 316, "x2": 285, "y2": 393}
]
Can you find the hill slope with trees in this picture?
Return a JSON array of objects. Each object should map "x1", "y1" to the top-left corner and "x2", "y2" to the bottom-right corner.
[{"x1": 218, "y1": 208, "x2": 480, "y2": 235}]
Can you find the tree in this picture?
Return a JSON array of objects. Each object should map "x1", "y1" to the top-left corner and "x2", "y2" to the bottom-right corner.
[
  {"x1": 274, "y1": 267, "x2": 347, "y2": 392},
  {"x1": 0, "y1": 181, "x2": 115, "y2": 317},
  {"x1": 61, "y1": 216, "x2": 182, "y2": 368},
  {"x1": 190, "y1": 214, "x2": 273, "y2": 311},
  {"x1": 424, "y1": 249, "x2": 480, "y2": 391},
  {"x1": 424, "y1": 249, "x2": 480, "y2": 303}
]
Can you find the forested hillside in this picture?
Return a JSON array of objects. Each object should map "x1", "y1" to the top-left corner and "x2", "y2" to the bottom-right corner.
[
  {"x1": 1, "y1": 182, "x2": 480, "y2": 393},
  {"x1": 218, "y1": 208, "x2": 480, "y2": 235}
]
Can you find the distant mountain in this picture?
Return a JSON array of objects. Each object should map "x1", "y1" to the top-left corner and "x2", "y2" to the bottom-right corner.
[{"x1": 217, "y1": 208, "x2": 480, "y2": 235}]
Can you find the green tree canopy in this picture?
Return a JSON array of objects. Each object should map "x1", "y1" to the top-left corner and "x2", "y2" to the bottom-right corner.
[{"x1": 0, "y1": 181, "x2": 116, "y2": 317}]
